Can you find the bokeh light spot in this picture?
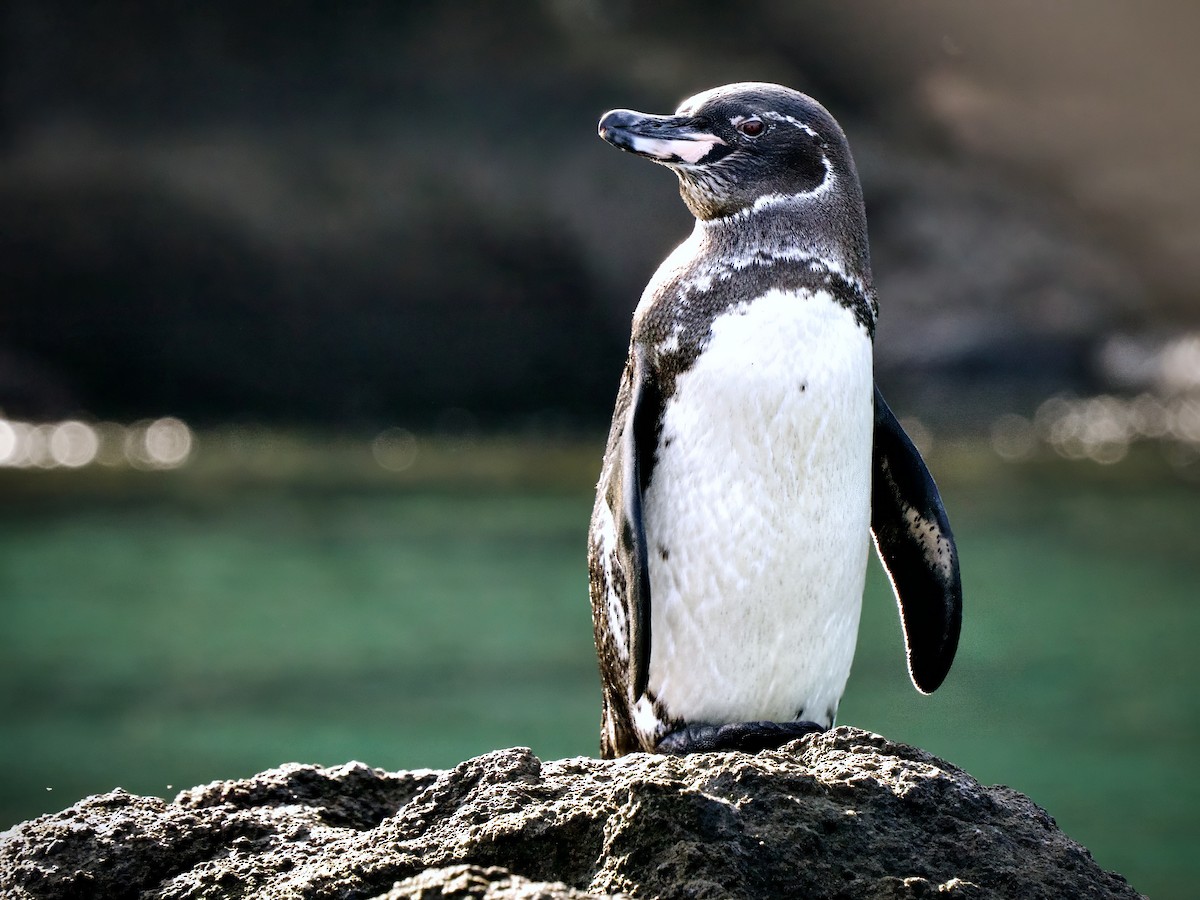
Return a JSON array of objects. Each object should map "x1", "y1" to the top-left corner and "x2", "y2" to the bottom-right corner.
[
  {"x1": 372, "y1": 427, "x2": 419, "y2": 471},
  {"x1": 49, "y1": 421, "x2": 100, "y2": 468},
  {"x1": 143, "y1": 418, "x2": 194, "y2": 468},
  {"x1": 0, "y1": 420, "x2": 17, "y2": 464},
  {"x1": 990, "y1": 413, "x2": 1037, "y2": 461}
]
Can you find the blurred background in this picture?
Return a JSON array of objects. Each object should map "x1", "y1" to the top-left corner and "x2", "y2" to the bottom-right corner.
[{"x1": 2, "y1": 1, "x2": 1197, "y2": 896}]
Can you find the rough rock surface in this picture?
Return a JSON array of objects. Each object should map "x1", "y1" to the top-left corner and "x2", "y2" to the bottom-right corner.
[{"x1": 0, "y1": 728, "x2": 1140, "y2": 899}]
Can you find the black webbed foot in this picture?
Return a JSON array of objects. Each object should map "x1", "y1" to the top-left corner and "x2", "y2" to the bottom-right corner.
[{"x1": 656, "y1": 720, "x2": 825, "y2": 754}]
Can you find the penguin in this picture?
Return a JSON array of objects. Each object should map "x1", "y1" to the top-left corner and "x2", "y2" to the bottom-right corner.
[{"x1": 587, "y1": 83, "x2": 962, "y2": 758}]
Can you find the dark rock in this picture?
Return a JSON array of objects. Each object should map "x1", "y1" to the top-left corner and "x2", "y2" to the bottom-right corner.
[
  {"x1": 0, "y1": 728, "x2": 1141, "y2": 899},
  {"x1": 857, "y1": 143, "x2": 1143, "y2": 420},
  {"x1": 375, "y1": 865, "x2": 616, "y2": 899}
]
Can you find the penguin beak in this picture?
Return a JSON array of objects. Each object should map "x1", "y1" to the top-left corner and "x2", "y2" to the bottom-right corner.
[{"x1": 598, "y1": 109, "x2": 727, "y2": 165}]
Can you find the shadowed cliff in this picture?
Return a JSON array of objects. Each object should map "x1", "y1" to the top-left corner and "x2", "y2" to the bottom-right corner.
[{"x1": 4, "y1": 1, "x2": 1195, "y2": 426}]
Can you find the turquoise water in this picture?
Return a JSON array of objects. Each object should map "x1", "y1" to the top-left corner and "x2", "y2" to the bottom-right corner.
[{"x1": 1, "y1": 447, "x2": 1196, "y2": 898}]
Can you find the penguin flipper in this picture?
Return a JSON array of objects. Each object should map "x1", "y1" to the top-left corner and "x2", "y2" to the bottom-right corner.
[
  {"x1": 615, "y1": 344, "x2": 659, "y2": 700},
  {"x1": 870, "y1": 385, "x2": 962, "y2": 693}
]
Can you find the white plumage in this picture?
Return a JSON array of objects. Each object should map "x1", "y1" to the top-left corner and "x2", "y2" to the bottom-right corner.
[{"x1": 639, "y1": 287, "x2": 873, "y2": 741}]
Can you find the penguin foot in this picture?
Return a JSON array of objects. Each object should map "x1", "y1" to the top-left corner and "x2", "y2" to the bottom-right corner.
[{"x1": 656, "y1": 720, "x2": 825, "y2": 754}]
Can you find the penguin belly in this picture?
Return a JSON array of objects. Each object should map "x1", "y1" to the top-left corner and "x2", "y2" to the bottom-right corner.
[{"x1": 642, "y1": 287, "x2": 873, "y2": 732}]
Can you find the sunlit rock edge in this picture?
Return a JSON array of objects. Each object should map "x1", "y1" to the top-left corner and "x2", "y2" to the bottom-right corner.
[{"x1": 0, "y1": 727, "x2": 1142, "y2": 900}]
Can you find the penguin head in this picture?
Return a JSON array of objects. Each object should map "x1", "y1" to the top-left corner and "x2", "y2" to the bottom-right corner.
[{"x1": 598, "y1": 82, "x2": 861, "y2": 223}]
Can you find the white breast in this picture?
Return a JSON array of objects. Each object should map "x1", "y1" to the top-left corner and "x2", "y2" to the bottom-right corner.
[{"x1": 641, "y1": 287, "x2": 873, "y2": 733}]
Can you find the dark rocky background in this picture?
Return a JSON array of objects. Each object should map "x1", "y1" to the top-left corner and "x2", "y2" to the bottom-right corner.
[{"x1": 3, "y1": 1, "x2": 1197, "y2": 430}]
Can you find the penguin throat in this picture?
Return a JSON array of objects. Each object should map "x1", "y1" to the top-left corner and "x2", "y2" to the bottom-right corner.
[
  {"x1": 694, "y1": 212, "x2": 838, "y2": 272},
  {"x1": 692, "y1": 198, "x2": 874, "y2": 302},
  {"x1": 675, "y1": 158, "x2": 834, "y2": 221}
]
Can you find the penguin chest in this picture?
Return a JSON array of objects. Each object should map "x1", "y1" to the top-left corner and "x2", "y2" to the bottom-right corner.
[{"x1": 642, "y1": 287, "x2": 873, "y2": 729}]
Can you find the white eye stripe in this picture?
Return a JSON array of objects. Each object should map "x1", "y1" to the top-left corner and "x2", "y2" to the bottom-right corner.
[
  {"x1": 761, "y1": 111, "x2": 820, "y2": 138},
  {"x1": 730, "y1": 111, "x2": 820, "y2": 138}
]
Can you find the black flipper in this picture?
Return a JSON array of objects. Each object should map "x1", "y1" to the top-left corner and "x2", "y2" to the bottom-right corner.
[
  {"x1": 870, "y1": 385, "x2": 962, "y2": 693},
  {"x1": 615, "y1": 344, "x2": 661, "y2": 700}
]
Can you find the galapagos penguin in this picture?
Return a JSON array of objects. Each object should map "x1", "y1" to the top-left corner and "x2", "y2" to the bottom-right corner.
[{"x1": 587, "y1": 83, "x2": 962, "y2": 758}]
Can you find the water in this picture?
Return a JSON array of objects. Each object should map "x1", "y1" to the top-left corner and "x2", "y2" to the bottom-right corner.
[{"x1": 1, "y1": 446, "x2": 1196, "y2": 898}]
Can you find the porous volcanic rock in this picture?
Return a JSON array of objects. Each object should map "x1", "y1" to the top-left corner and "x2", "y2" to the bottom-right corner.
[{"x1": 0, "y1": 727, "x2": 1141, "y2": 899}]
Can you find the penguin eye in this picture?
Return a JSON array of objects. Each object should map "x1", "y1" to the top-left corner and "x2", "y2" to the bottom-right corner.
[{"x1": 736, "y1": 117, "x2": 765, "y2": 137}]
